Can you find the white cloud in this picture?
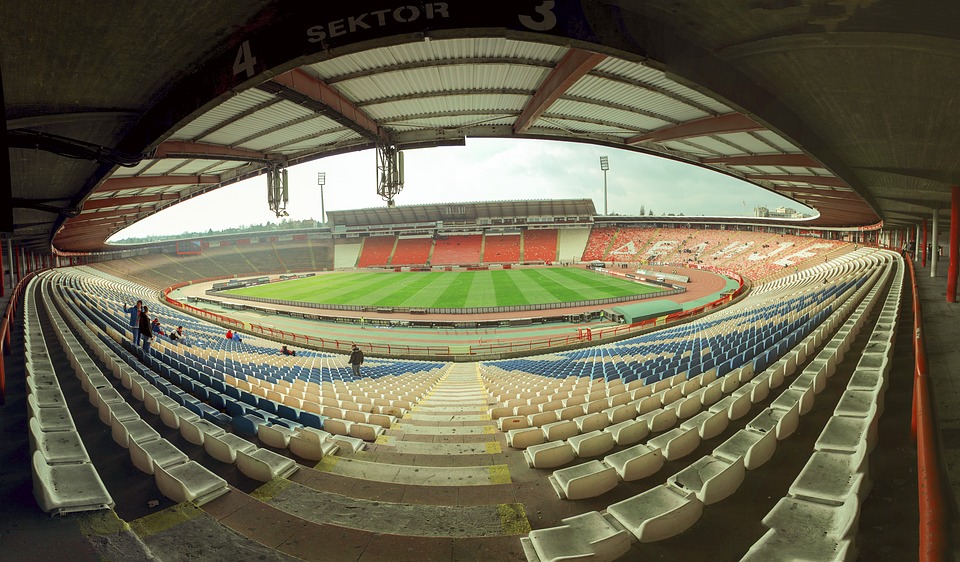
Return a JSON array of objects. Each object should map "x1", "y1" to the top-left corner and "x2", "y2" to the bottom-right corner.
[{"x1": 111, "y1": 138, "x2": 811, "y2": 240}]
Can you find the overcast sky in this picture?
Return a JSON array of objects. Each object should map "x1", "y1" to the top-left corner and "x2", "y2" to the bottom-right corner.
[{"x1": 111, "y1": 138, "x2": 812, "y2": 241}]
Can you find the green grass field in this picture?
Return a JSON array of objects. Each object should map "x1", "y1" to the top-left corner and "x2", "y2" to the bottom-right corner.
[{"x1": 223, "y1": 267, "x2": 660, "y2": 308}]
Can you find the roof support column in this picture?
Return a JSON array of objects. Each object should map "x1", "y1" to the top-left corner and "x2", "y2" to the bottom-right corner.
[
  {"x1": 922, "y1": 218, "x2": 928, "y2": 268},
  {"x1": 948, "y1": 186, "x2": 959, "y2": 303},
  {"x1": 0, "y1": 65, "x2": 11, "y2": 234},
  {"x1": 0, "y1": 238, "x2": 4, "y2": 298},
  {"x1": 930, "y1": 210, "x2": 939, "y2": 278},
  {"x1": 4, "y1": 239, "x2": 12, "y2": 294},
  {"x1": 915, "y1": 223, "x2": 922, "y2": 263},
  {"x1": 14, "y1": 244, "x2": 21, "y2": 284}
]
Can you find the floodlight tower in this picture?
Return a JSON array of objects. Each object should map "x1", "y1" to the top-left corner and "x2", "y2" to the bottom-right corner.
[
  {"x1": 317, "y1": 172, "x2": 326, "y2": 225},
  {"x1": 599, "y1": 155, "x2": 610, "y2": 215}
]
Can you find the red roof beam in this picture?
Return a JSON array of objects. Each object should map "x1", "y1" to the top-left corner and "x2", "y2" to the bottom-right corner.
[
  {"x1": 702, "y1": 153, "x2": 821, "y2": 167},
  {"x1": 268, "y1": 69, "x2": 388, "y2": 143},
  {"x1": 514, "y1": 49, "x2": 606, "y2": 135},
  {"x1": 153, "y1": 141, "x2": 268, "y2": 162},
  {"x1": 97, "y1": 174, "x2": 220, "y2": 192},
  {"x1": 628, "y1": 113, "x2": 763, "y2": 144},
  {"x1": 749, "y1": 174, "x2": 848, "y2": 188},
  {"x1": 68, "y1": 210, "x2": 145, "y2": 224},
  {"x1": 82, "y1": 193, "x2": 179, "y2": 211}
]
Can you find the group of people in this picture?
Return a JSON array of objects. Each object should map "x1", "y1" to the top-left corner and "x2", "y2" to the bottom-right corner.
[
  {"x1": 125, "y1": 300, "x2": 364, "y2": 375},
  {"x1": 124, "y1": 299, "x2": 185, "y2": 353}
]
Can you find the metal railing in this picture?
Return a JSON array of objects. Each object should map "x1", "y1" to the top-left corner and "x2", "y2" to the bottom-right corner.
[
  {"x1": 1, "y1": 271, "x2": 38, "y2": 404},
  {"x1": 905, "y1": 257, "x2": 946, "y2": 562}
]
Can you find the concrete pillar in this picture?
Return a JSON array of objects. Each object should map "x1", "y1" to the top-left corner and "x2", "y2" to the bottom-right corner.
[
  {"x1": 949, "y1": 186, "x2": 959, "y2": 303},
  {"x1": 922, "y1": 218, "x2": 928, "y2": 267},
  {"x1": 4, "y1": 240, "x2": 13, "y2": 292},
  {"x1": 916, "y1": 223, "x2": 922, "y2": 261},
  {"x1": 931, "y1": 209, "x2": 939, "y2": 277}
]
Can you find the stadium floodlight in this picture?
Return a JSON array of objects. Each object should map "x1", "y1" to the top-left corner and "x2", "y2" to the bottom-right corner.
[
  {"x1": 317, "y1": 172, "x2": 326, "y2": 225},
  {"x1": 599, "y1": 156, "x2": 610, "y2": 215},
  {"x1": 267, "y1": 162, "x2": 289, "y2": 218},
  {"x1": 376, "y1": 144, "x2": 403, "y2": 207}
]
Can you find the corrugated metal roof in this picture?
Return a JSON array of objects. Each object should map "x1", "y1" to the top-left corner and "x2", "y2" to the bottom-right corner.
[
  {"x1": 69, "y1": 35, "x2": 857, "y2": 248},
  {"x1": 173, "y1": 89, "x2": 277, "y2": 141}
]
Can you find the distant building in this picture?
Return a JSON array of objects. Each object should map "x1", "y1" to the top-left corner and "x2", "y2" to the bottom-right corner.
[{"x1": 754, "y1": 206, "x2": 810, "y2": 219}]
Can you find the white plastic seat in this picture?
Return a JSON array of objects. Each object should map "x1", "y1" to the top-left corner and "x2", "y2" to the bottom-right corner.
[
  {"x1": 529, "y1": 410, "x2": 560, "y2": 427},
  {"x1": 699, "y1": 379, "x2": 723, "y2": 407},
  {"x1": 204, "y1": 432, "x2": 257, "y2": 463},
  {"x1": 789, "y1": 441, "x2": 870, "y2": 505},
  {"x1": 349, "y1": 421, "x2": 384, "y2": 442},
  {"x1": 746, "y1": 493, "x2": 861, "y2": 562},
  {"x1": 574, "y1": 412, "x2": 609, "y2": 433},
  {"x1": 258, "y1": 423, "x2": 298, "y2": 449},
  {"x1": 771, "y1": 387, "x2": 814, "y2": 416},
  {"x1": 29, "y1": 418, "x2": 90, "y2": 464},
  {"x1": 748, "y1": 403, "x2": 800, "y2": 441},
  {"x1": 522, "y1": 511, "x2": 631, "y2": 562},
  {"x1": 28, "y1": 396, "x2": 76, "y2": 432},
  {"x1": 647, "y1": 426, "x2": 700, "y2": 461},
  {"x1": 507, "y1": 427, "x2": 546, "y2": 449},
  {"x1": 524, "y1": 440, "x2": 575, "y2": 469},
  {"x1": 633, "y1": 395, "x2": 661, "y2": 415},
  {"x1": 237, "y1": 448, "x2": 300, "y2": 482},
  {"x1": 667, "y1": 455, "x2": 744, "y2": 505},
  {"x1": 763, "y1": 494, "x2": 860, "y2": 542},
  {"x1": 543, "y1": 419, "x2": 579, "y2": 442},
  {"x1": 606, "y1": 484, "x2": 703, "y2": 543},
  {"x1": 603, "y1": 418, "x2": 649, "y2": 446},
  {"x1": 323, "y1": 417, "x2": 352, "y2": 436},
  {"x1": 330, "y1": 434, "x2": 365, "y2": 453},
  {"x1": 637, "y1": 408, "x2": 677, "y2": 433},
  {"x1": 154, "y1": 460, "x2": 229, "y2": 506},
  {"x1": 603, "y1": 444, "x2": 663, "y2": 481},
  {"x1": 815, "y1": 414, "x2": 877, "y2": 454},
  {"x1": 100, "y1": 400, "x2": 139, "y2": 428},
  {"x1": 603, "y1": 404, "x2": 636, "y2": 424},
  {"x1": 548, "y1": 460, "x2": 619, "y2": 500},
  {"x1": 498, "y1": 416, "x2": 529, "y2": 431},
  {"x1": 144, "y1": 392, "x2": 177, "y2": 416},
  {"x1": 129, "y1": 437, "x2": 188, "y2": 475},
  {"x1": 159, "y1": 402, "x2": 199, "y2": 429},
  {"x1": 31, "y1": 451, "x2": 113, "y2": 515},
  {"x1": 713, "y1": 428, "x2": 776, "y2": 470},
  {"x1": 568, "y1": 430, "x2": 615, "y2": 458},
  {"x1": 558, "y1": 404, "x2": 586, "y2": 420},
  {"x1": 671, "y1": 394, "x2": 702, "y2": 420},
  {"x1": 680, "y1": 409, "x2": 728, "y2": 440},
  {"x1": 110, "y1": 416, "x2": 160, "y2": 449},
  {"x1": 289, "y1": 428, "x2": 340, "y2": 460},
  {"x1": 179, "y1": 418, "x2": 226, "y2": 446}
]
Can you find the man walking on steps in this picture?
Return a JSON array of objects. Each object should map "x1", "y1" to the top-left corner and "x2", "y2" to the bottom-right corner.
[
  {"x1": 349, "y1": 344, "x2": 364, "y2": 377},
  {"x1": 125, "y1": 299, "x2": 143, "y2": 346}
]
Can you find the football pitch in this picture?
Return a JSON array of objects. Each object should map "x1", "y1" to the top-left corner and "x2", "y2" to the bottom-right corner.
[{"x1": 223, "y1": 267, "x2": 661, "y2": 308}]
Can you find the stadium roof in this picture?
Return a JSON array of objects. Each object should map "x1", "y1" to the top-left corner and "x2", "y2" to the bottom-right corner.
[
  {"x1": 327, "y1": 199, "x2": 596, "y2": 228},
  {"x1": 4, "y1": 1, "x2": 958, "y2": 254}
]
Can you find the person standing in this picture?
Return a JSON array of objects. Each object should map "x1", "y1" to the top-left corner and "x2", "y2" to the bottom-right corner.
[
  {"x1": 125, "y1": 299, "x2": 143, "y2": 345},
  {"x1": 348, "y1": 344, "x2": 364, "y2": 377},
  {"x1": 138, "y1": 305, "x2": 153, "y2": 354}
]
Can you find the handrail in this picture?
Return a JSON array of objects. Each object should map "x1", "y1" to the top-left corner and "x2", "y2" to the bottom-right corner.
[
  {"x1": 1, "y1": 270, "x2": 39, "y2": 404},
  {"x1": 905, "y1": 256, "x2": 946, "y2": 562}
]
